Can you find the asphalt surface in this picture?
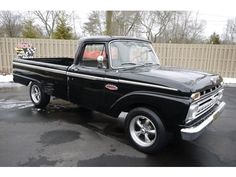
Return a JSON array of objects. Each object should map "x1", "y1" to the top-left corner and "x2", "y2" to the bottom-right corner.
[{"x1": 0, "y1": 85, "x2": 235, "y2": 167}]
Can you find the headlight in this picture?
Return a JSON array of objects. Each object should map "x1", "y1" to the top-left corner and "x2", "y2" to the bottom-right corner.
[
  {"x1": 191, "y1": 92, "x2": 200, "y2": 101},
  {"x1": 185, "y1": 103, "x2": 199, "y2": 123}
]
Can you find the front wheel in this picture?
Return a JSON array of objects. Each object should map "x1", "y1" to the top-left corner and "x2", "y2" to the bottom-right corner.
[
  {"x1": 30, "y1": 82, "x2": 50, "y2": 108},
  {"x1": 125, "y1": 107, "x2": 167, "y2": 154}
]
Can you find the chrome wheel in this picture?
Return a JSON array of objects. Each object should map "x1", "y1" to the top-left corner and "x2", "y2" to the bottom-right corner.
[
  {"x1": 31, "y1": 84, "x2": 41, "y2": 104},
  {"x1": 129, "y1": 115, "x2": 157, "y2": 147}
]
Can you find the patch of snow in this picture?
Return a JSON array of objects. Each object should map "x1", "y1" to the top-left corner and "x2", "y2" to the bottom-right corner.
[
  {"x1": 223, "y1": 77, "x2": 236, "y2": 87},
  {"x1": 0, "y1": 74, "x2": 13, "y2": 82},
  {"x1": 0, "y1": 74, "x2": 23, "y2": 88},
  {"x1": 0, "y1": 82, "x2": 23, "y2": 88},
  {"x1": 223, "y1": 77, "x2": 236, "y2": 84}
]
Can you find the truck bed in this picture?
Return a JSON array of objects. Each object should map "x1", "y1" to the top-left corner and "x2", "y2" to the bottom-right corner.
[
  {"x1": 13, "y1": 57, "x2": 73, "y2": 74},
  {"x1": 22, "y1": 57, "x2": 74, "y2": 66},
  {"x1": 13, "y1": 57, "x2": 74, "y2": 100}
]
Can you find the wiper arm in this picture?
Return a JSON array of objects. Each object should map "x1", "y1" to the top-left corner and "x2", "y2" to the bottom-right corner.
[
  {"x1": 121, "y1": 62, "x2": 137, "y2": 66},
  {"x1": 143, "y1": 62, "x2": 154, "y2": 66},
  {"x1": 140, "y1": 62, "x2": 159, "y2": 67}
]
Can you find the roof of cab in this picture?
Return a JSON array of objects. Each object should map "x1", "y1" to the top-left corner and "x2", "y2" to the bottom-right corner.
[{"x1": 78, "y1": 36, "x2": 151, "y2": 43}]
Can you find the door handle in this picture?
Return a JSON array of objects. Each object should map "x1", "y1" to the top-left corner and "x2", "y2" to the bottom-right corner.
[{"x1": 71, "y1": 68, "x2": 79, "y2": 72}]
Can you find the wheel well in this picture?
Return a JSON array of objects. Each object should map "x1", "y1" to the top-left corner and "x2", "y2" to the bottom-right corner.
[
  {"x1": 123, "y1": 103, "x2": 167, "y2": 127},
  {"x1": 124, "y1": 103, "x2": 156, "y2": 113}
]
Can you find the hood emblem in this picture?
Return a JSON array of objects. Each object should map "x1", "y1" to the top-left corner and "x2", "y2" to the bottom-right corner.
[{"x1": 105, "y1": 84, "x2": 118, "y2": 91}]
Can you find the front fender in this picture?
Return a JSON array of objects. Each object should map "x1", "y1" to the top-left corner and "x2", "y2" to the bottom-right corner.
[{"x1": 110, "y1": 91, "x2": 191, "y2": 130}]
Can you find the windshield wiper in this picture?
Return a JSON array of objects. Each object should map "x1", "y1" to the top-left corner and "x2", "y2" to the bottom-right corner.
[
  {"x1": 119, "y1": 62, "x2": 159, "y2": 70},
  {"x1": 139, "y1": 62, "x2": 159, "y2": 67},
  {"x1": 143, "y1": 62, "x2": 154, "y2": 66},
  {"x1": 121, "y1": 62, "x2": 137, "y2": 66}
]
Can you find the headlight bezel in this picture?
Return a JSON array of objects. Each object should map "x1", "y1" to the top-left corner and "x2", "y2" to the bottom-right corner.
[{"x1": 191, "y1": 92, "x2": 201, "y2": 101}]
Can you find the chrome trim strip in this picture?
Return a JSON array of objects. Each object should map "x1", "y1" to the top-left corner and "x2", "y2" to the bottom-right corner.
[
  {"x1": 13, "y1": 59, "x2": 68, "y2": 70},
  {"x1": 63, "y1": 72, "x2": 177, "y2": 91},
  {"x1": 181, "y1": 101, "x2": 225, "y2": 141},
  {"x1": 104, "y1": 78, "x2": 119, "y2": 83},
  {"x1": 67, "y1": 72, "x2": 119, "y2": 83},
  {"x1": 13, "y1": 61, "x2": 177, "y2": 91},
  {"x1": 119, "y1": 79, "x2": 178, "y2": 91},
  {"x1": 68, "y1": 72, "x2": 177, "y2": 91},
  {"x1": 67, "y1": 72, "x2": 103, "y2": 81},
  {"x1": 13, "y1": 62, "x2": 67, "y2": 75}
]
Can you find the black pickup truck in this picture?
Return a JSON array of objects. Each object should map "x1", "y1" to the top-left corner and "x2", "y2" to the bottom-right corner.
[{"x1": 13, "y1": 36, "x2": 225, "y2": 153}]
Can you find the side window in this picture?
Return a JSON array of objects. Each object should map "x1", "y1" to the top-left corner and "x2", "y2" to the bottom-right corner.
[{"x1": 81, "y1": 44, "x2": 107, "y2": 68}]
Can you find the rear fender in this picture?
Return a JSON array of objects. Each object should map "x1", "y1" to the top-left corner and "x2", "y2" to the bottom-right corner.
[{"x1": 13, "y1": 73, "x2": 40, "y2": 86}]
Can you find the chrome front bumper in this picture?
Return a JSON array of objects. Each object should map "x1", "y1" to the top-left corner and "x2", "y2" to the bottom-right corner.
[{"x1": 181, "y1": 101, "x2": 226, "y2": 141}]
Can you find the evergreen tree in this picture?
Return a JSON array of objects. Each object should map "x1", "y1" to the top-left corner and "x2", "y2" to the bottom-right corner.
[
  {"x1": 53, "y1": 13, "x2": 73, "y2": 39},
  {"x1": 209, "y1": 32, "x2": 221, "y2": 44},
  {"x1": 22, "y1": 20, "x2": 43, "y2": 38}
]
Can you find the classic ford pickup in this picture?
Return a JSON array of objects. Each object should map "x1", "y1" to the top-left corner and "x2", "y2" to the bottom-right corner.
[{"x1": 13, "y1": 36, "x2": 225, "y2": 153}]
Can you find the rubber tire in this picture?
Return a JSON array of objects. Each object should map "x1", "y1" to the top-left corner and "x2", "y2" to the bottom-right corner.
[
  {"x1": 29, "y1": 82, "x2": 50, "y2": 108},
  {"x1": 125, "y1": 107, "x2": 167, "y2": 154}
]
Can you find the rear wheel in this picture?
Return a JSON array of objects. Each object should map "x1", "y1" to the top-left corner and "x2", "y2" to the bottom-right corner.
[
  {"x1": 125, "y1": 107, "x2": 167, "y2": 154},
  {"x1": 30, "y1": 82, "x2": 50, "y2": 108}
]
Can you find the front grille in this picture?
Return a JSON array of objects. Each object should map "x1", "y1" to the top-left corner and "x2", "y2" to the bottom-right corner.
[
  {"x1": 200, "y1": 84, "x2": 221, "y2": 97},
  {"x1": 195, "y1": 86, "x2": 223, "y2": 119},
  {"x1": 186, "y1": 104, "x2": 218, "y2": 127},
  {"x1": 195, "y1": 93, "x2": 219, "y2": 118}
]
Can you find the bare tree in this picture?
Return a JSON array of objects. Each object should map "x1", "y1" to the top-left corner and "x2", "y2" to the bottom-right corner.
[
  {"x1": 139, "y1": 11, "x2": 174, "y2": 42},
  {"x1": 112, "y1": 11, "x2": 142, "y2": 36},
  {"x1": 82, "y1": 11, "x2": 142, "y2": 37},
  {"x1": 83, "y1": 11, "x2": 105, "y2": 36},
  {"x1": 0, "y1": 11, "x2": 22, "y2": 37},
  {"x1": 157, "y1": 11, "x2": 206, "y2": 43},
  {"x1": 188, "y1": 12, "x2": 206, "y2": 42},
  {"x1": 33, "y1": 11, "x2": 61, "y2": 38},
  {"x1": 222, "y1": 18, "x2": 236, "y2": 44},
  {"x1": 81, "y1": 10, "x2": 205, "y2": 43},
  {"x1": 0, "y1": 25, "x2": 5, "y2": 37}
]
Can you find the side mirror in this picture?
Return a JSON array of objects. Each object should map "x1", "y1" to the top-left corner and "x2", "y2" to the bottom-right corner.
[{"x1": 97, "y1": 56, "x2": 104, "y2": 68}]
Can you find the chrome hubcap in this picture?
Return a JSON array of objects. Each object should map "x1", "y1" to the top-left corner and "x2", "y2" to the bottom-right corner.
[
  {"x1": 31, "y1": 85, "x2": 41, "y2": 104},
  {"x1": 129, "y1": 115, "x2": 157, "y2": 147}
]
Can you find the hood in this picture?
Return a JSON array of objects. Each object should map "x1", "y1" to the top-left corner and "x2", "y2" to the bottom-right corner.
[{"x1": 119, "y1": 65, "x2": 223, "y2": 93}]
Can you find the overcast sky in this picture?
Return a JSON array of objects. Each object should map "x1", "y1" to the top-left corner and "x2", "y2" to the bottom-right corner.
[
  {"x1": 1, "y1": 0, "x2": 235, "y2": 38},
  {"x1": 198, "y1": 10, "x2": 236, "y2": 36}
]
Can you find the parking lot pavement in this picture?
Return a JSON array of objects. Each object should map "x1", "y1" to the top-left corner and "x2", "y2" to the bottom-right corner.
[{"x1": 0, "y1": 86, "x2": 235, "y2": 167}]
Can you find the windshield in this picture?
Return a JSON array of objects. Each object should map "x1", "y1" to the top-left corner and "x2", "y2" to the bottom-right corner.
[{"x1": 109, "y1": 41, "x2": 160, "y2": 68}]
